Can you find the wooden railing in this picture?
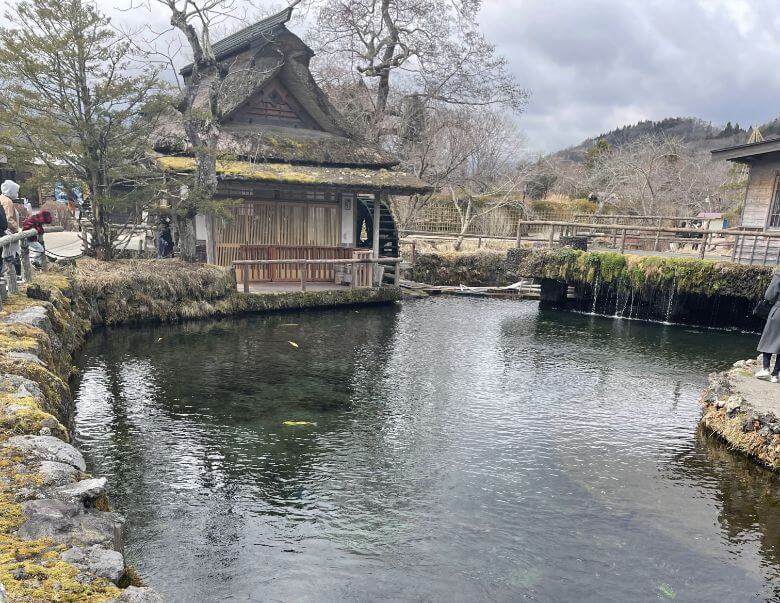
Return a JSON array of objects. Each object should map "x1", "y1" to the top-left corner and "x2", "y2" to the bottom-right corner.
[
  {"x1": 233, "y1": 257, "x2": 402, "y2": 293},
  {"x1": 515, "y1": 220, "x2": 780, "y2": 264},
  {"x1": 218, "y1": 244, "x2": 355, "y2": 283},
  {"x1": 400, "y1": 220, "x2": 780, "y2": 266}
]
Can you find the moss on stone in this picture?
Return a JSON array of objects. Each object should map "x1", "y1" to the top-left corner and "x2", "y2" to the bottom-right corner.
[
  {"x1": 0, "y1": 258, "x2": 401, "y2": 600},
  {"x1": 514, "y1": 249, "x2": 773, "y2": 300}
]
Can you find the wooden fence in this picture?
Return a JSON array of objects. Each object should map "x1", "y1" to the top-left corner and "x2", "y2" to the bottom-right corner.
[{"x1": 515, "y1": 220, "x2": 780, "y2": 265}]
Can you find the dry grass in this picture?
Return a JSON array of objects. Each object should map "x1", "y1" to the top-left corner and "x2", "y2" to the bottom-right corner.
[
  {"x1": 74, "y1": 259, "x2": 235, "y2": 325},
  {"x1": 402, "y1": 236, "x2": 516, "y2": 257}
]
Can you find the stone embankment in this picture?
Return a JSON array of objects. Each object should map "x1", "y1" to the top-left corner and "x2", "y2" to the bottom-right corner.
[
  {"x1": 0, "y1": 259, "x2": 400, "y2": 602},
  {"x1": 408, "y1": 249, "x2": 772, "y2": 329},
  {"x1": 700, "y1": 359, "x2": 780, "y2": 471}
]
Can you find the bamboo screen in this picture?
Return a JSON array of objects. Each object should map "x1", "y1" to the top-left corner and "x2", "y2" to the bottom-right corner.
[{"x1": 214, "y1": 199, "x2": 344, "y2": 281}]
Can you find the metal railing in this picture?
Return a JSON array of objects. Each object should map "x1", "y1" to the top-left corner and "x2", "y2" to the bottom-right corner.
[
  {"x1": 232, "y1": 257, "x2": 403, "y2": 292},
  {"x1": 0, "y1": 227, "x2": 64, "y2": 308}
]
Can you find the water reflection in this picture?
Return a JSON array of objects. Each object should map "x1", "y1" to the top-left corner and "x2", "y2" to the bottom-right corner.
[{"x1": 72, "y1": 298, "x2": 780, "y2": 601}]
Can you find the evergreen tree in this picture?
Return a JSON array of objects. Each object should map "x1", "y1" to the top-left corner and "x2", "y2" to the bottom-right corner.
[{"x1": 0, "y1": 0, "x2": 163, "y2": 259}]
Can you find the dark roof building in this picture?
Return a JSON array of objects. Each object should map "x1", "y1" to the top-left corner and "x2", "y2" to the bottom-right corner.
[
  {"x1": 156, "y1": 9, "x2": 431, "y2": 284},
  {"x1": 713, "y1": 136, "x2": 780, "y2": 263}
]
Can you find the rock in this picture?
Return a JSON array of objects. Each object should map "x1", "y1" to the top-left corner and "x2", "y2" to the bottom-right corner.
[
  {"x1": 725, "y1": 396, "x2": 744, "y2": 415},
  {"x1": 41, "y1": 417, "x2": 61, "y2": 430},
  {"x1": 714, "y1": 398, "x2": 726, "y2": 409},
  {"x1": 52, "y1": 478, "x2": 107, "y2": 505},
  {"x1": 0, "y1": 580, "x2": 6, "y2": 603},
  {"x1": 0, "y1": 373, "x2": 45, "y2": 404},
  {"x1": 8, "y1": 351, "x2": 45, "y2": 366},
  {"x1": 62, "y1": 545, "x2": 125, "y2": 584},
  {"x1": 5, "y1": 435, "x2": 86, "y2": 471},
  {"x1": 17, "y1": 499, "x2": 122, "y2": 548},
  {"x1": 742, "y1": 415, "x2": 759, "y2": 432},
  {"x1": 733, "y1": 360, "x2": 747, "y2": 368},
  {"x1": 4, "y1": 305, "x2": 50, "y2": 329},
  {"x1": 708, "y1": 373, "x2": 732, "y2": 398},
  {"x1": 38, "y1": 461, "x2": 78, "y2": 487},
  {"x1": 114, "y1": 587, "x2": 164, "y2": 602},
  {"x1": 759, "y1": 426, "x2": 773, "y2": 439}
]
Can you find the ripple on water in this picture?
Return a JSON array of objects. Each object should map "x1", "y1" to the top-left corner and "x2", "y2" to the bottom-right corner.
[{"x1": 72, "y1": 299, "x2": 780, "y2": 602}]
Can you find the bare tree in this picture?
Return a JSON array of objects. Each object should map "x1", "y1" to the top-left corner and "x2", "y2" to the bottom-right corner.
[
  {"x1": 310, "y1": 0, "x2": 528, "y2": 142},
  {"x1": 436, "y1": 111, "x2": 527, "y2": 249},
  {"x1": 581, "y1": 135, "x2": 735, "y2": 216}
]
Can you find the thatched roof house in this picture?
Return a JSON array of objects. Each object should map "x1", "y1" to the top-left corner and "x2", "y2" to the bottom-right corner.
[{"x1": 154, "y1": 8, "x2": 431, "y2": 283}]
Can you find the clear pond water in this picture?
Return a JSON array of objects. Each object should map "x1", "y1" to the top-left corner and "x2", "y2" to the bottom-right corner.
[{"x1": 72, "y1": 299, "x2": 780, "y2": 602}]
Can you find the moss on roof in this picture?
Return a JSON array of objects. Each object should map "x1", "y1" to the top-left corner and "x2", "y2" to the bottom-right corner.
[
  {"x1": 153, "y1": 125, "x2": 398, "y2": 169},
  {"x1": 156, "y1": 156, "x2": 433, "y2": 194}
]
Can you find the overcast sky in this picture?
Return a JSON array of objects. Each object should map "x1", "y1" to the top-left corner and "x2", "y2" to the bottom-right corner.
[
  {"x1": 479, "y1": 0, "x2": 780, "y2": 152},
  {"x1": 44, "y1": 0, "x2": 780, "y2": 154}
]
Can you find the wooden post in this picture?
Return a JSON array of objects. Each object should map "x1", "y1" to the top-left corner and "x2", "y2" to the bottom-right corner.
[
  {"x1": 350, "y1": 261, "x2": 357, "y2": 288},
  {"x1": 548, "y1": 225, "x2": 555, "y2": 248},
  {"x1": 411, "y1": 241, "x2": 417, "y2": 263},
  {"x1": 300, "y1": 261, "x2": 307, "y2": 291},
  {"x1": 20, "y1": 239, "x2": 32, "y2": 283},
  {"x1": 731, "y1": 234, "x2": 739, "y2": 263},
  {"x1": 477, "y1": 237, "x2": 482, "y2": 248},
  {"x1": 242, "y1": 266, "x2": 249, "y2": 293},
  {"x1": 749, "y1": 235, "x2": 758, "y2": 265},
  {"x1": 762, "y1": 236, "x2": 771, "y2": 265},
  {"x1": 611, "y1": 224, "x2": 617, "y2": 248},
  {"x1": 372, "y1": 192, "x2": 381, "y2": 259},
  {"x1": 5, "y1": 257, "x2": 18, "y2": 294},
  {"x1": 653, "y1": 227, "x2": 661, "y2": 252},
  {"x1": 619, "y1": 228, "x2": 627, "y2": 253},
  {"x1": 39, "y1": 233, "x2": 48, "y2": 272},
  {"x1": 515, "y1": 218, "x2": 522, "y2": 249},
  {"x1": 394, "y1": 260, "x2": 401, "y2": 285}
]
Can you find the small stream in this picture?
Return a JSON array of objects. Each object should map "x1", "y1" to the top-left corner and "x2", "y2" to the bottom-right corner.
[{"x1": 71, "y1": 299, "x2": 780, "y2": 601}]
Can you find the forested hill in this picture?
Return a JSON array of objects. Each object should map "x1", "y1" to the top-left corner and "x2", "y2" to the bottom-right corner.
[{"x1": 555, "y1": 116, "x2": 780, "y2": 162}]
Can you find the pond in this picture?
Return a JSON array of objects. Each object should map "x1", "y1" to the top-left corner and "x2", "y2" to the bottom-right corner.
[{"x1": 71, "y1": 298, "x2": 780, "y2": 601}]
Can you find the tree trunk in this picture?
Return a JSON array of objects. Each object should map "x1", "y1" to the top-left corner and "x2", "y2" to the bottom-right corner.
[{"x1": 175, "y1": 211, "x2": 198, "y2": 262}]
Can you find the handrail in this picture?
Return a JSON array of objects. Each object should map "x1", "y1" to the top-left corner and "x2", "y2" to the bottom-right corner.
[
  {"x1": 515, "y1": 220, "x2": 747, "y2": 237},
  {"x1": 0, "y1": 226, "x2": 65, "y2": 305},
  {"x1": 232, "y1": 256, "x2": 402, "y2": 292},
  {"x1": 0, "y1": 225, "x2": 63, "y2": 247}
]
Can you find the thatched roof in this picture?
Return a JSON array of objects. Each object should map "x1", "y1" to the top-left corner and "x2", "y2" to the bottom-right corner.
[
  {"x1": 156, "y1": 156, "x2": 433, "y2": 195},
  {"x1": 156, "y1": 10, "x2": 401, "y2": 168},
  {"x1": 154, "y1": 122, "x2": 398, "y2": 168}
]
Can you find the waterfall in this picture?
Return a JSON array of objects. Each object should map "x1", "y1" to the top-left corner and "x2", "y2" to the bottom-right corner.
[
  {"x1": 591, "y1": 276, "x2": 600, "y2": 315},
  {"x1": 664, "y1": 278, "x2": 676, "y2": 324}
]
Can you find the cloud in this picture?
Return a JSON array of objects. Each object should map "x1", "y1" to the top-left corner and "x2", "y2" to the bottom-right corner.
[
  {"x1": 6, "y1": 0, "x2": 777, "y2": 155},
  {"x1": 479, "y1": 0, "x2": 780, "y2": 152}
]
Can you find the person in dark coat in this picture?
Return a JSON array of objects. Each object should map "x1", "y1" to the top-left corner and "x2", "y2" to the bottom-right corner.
[
  {"x1": 156, "y1": 217, "x2": 173, "y2": 259},
  {"x1": 756, "y1": 271, "x2": 780, "y2": 382}
]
